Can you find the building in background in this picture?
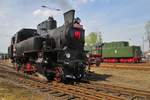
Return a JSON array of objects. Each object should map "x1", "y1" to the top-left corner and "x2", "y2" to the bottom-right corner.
[{"x1": 144, "y1": 50, "x2": 150, "y2": 60}]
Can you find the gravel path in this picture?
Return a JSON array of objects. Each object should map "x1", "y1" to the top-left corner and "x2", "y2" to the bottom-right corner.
[{"x1": 90, "y1": 67, "x2": 150, "y2": 91}]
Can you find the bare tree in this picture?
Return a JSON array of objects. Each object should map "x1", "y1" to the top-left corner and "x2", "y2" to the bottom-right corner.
[
  {"x1": 97, "y1": 32, "x2": 103, "y2": 44},
  {"x1": 145, "y1": 21, "x2": 150, "y2": 50}
]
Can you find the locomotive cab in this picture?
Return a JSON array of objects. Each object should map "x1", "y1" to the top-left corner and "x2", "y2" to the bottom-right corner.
[{"x1": 15, "y1": 29, "x2": 37, "y2": 43}]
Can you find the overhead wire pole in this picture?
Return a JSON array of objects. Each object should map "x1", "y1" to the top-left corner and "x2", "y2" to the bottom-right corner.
[
  {"x1": 41, "y1": 5, "x2": 61, "y2": 11},
  {"x1": 41, "y1": 5, "x2": 61, "y2": 18}
]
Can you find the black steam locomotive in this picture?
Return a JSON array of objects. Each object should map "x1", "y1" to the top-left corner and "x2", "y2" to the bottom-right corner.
[{"x1": 8, "y1": 10, "x2": 87, "y2": 81}]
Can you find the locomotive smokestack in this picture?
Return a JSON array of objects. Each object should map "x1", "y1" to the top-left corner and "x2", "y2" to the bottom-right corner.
[{"x1": 63, "y1": 10, "x2": 75, "y2": 25}]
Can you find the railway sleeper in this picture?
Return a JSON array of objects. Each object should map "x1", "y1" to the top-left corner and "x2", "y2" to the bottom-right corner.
[
  {"x1": 67, "y1": 95, "x2": 78, "y2": 100},
  {"x1": 39, "y1": 88, "x2": 52, "y2": 92},
  {"x1": 131, "y1": 96, "x2": 147, "y2": 100},
  {"x1": 55, "y1": 93, "x2": 68, "y2": 97}
]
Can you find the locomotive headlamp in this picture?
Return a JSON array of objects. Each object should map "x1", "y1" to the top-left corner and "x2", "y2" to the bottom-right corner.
[
  {"x1": 65, "y1": 52, "x2": 71, "y2": 58},
  {"x1": 86, "y1": 53, "x2": 90, "y2": 58}
]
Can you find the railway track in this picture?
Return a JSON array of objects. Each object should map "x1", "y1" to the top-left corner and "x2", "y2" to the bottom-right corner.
[
  {"x1": 75, "y1": 82, "x2": 150, "y2": 100},
  {"x1": 101, "y1": 65, "x2": 150, "y2": 71},
  {"x1": 101, "y1": 62, "x2": 150, "y2": 67},
  {"x1": 92, "y1": 62, "x2": 150, "y2": 71},
  {"x1": 1, "y1": 60, "x2": 150, "y2": 71},
  {"x1": 1, "y1": 61, "x2": 150, "y2": 100},
  {"x1": 0, "y1": 62, "x2": 125, "y2": 100}
]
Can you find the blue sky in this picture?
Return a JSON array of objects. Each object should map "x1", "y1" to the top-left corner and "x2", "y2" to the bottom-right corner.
[{"x1": 0, "y1": 0, "x2": 150, "y2": 53}]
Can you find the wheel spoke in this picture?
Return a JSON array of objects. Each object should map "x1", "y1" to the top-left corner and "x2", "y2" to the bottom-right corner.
[{"x1": 54, "y1": 67, "x2": 64, "y2": 82}]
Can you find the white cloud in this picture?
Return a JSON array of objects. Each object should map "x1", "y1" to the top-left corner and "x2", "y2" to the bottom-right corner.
[
  {"x1": 74, "y1": 0, "x2": 95, "y2": 4},
  {"x1": 71, "y1": 0, "x2": 95, "y2": 9},
  {"x1": 33, "y1": 9, "x2": 62, "y2": 17},
  {"x1": 76, "y1": 0, "x2": 95, "y2": 4}
]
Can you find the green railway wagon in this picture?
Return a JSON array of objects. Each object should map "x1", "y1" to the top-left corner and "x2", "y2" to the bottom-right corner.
[
  {"x1": 90, "y1": 41, "x2": 142, "y2": 63},
  {"x1": 102, "y1": 46, "x2": 142, "y2": 63},
  {"x1": 96, "y1": 41, "x2": 130, "y2": 55},
  {"x1": 103, "y1": 41, "x2": 129, "y2": 48},
  {"x1": 102, "y1": 46, "x2": 141, "y2": 58}
]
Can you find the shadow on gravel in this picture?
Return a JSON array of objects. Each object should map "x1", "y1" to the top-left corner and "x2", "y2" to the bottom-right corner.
[
  {"x1": 63, "y1": 72, "x2": 112, "y2": 84},
  {"x1": 86, "y1": 71, "x2": 112, "y2": 81}
]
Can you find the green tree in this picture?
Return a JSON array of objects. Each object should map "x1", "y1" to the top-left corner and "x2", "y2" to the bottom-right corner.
[{"x1": 85, "y1": 32, "x2": 103, "y2": 50}]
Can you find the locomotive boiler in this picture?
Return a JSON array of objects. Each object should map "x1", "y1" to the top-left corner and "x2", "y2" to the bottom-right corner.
[{"x1": 8, "y1": 10, "x2": 87, "y2": 81}]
